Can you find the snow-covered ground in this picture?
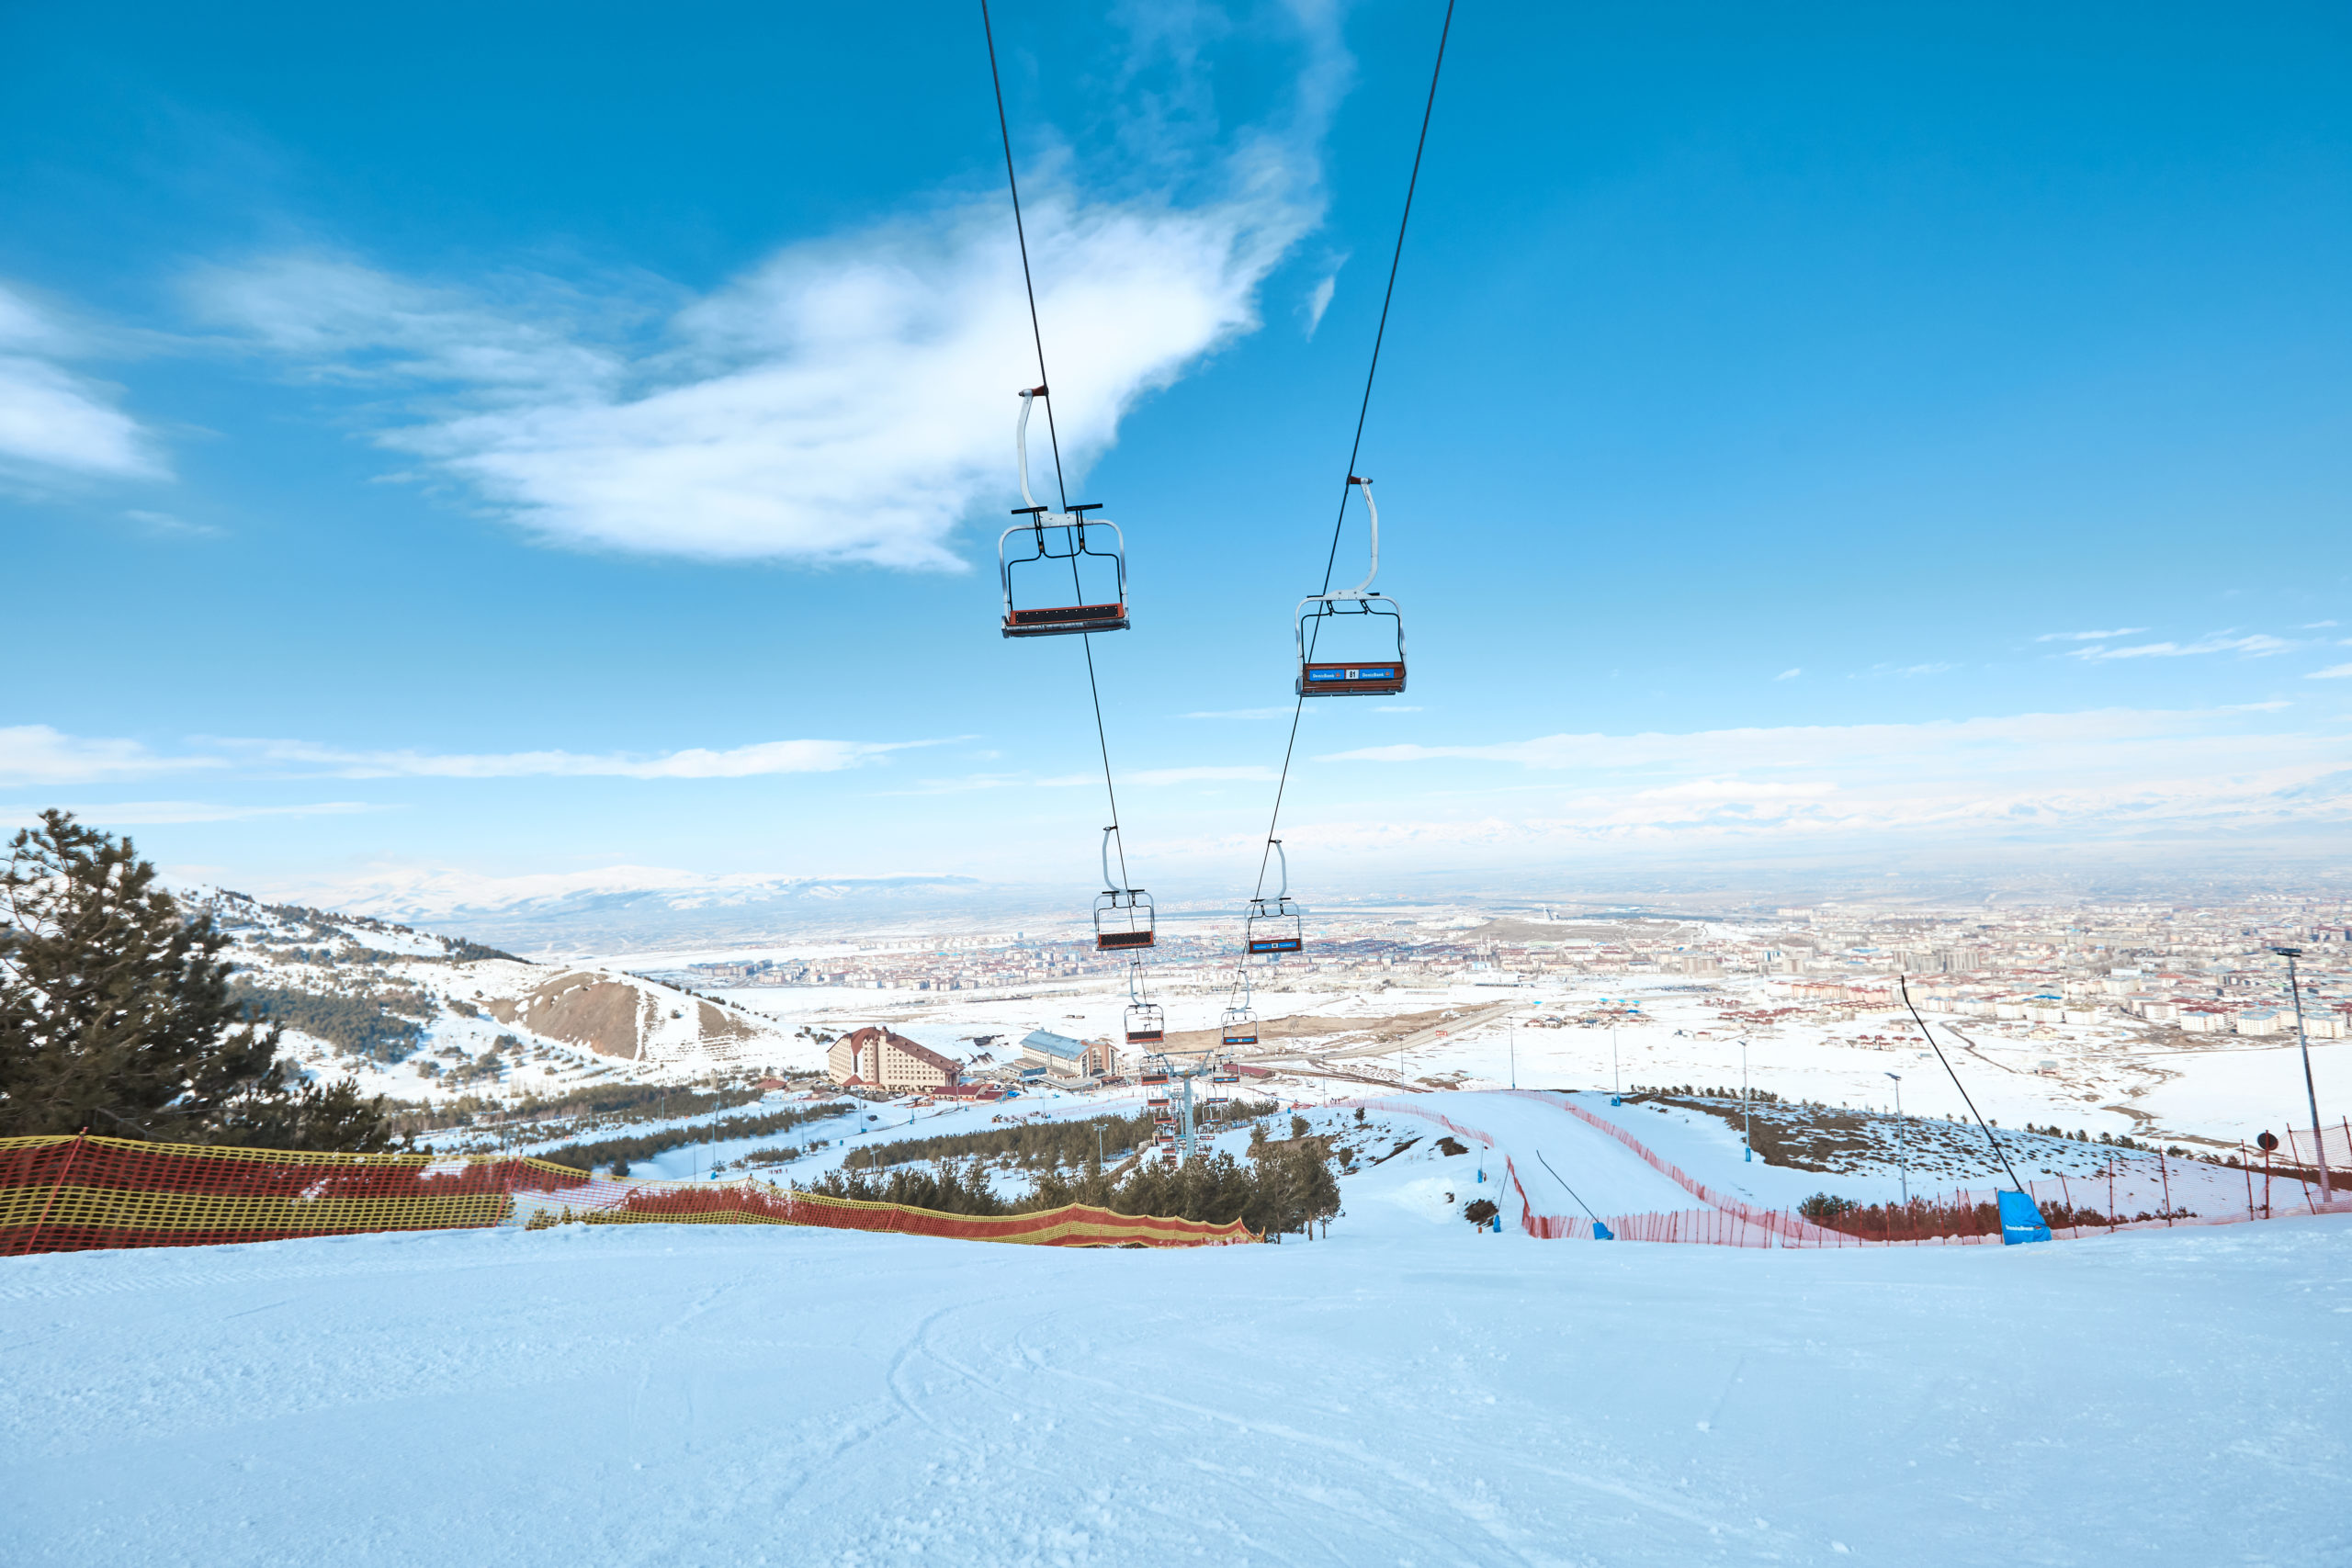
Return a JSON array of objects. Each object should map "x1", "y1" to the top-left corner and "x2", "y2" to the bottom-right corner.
[{"x1": 5, "y1": 1196, "x2": 2346, "y2": 1566}]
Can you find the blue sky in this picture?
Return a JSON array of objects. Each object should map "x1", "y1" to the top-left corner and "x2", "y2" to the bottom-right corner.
[{"x1": 3, "y1": 1, "x2": 2347, "y2": 915}]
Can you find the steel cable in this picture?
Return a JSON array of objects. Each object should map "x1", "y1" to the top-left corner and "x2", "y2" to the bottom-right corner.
[
  {"x1": 981, "y1": 0, "x2": 1130, "y2": 890},
  {"x1": 1250, "y1": 0, "x2": 1456, "y2": 902}
]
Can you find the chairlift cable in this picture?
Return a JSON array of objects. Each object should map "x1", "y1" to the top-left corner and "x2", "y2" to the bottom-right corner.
[
  {"x1": 981, "y1": 0, "x2": 1130, "y2": 892},
  {"x1": 1249, "y1": 0, "x2": 1456, "y2": 902}
]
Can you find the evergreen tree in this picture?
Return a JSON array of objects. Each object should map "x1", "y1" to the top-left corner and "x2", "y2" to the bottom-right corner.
[{"x1": 0, "y1": 810, "x2": 393, "y2": 1151}]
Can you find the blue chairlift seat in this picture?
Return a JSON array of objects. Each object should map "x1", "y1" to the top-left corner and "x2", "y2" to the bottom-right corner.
[{"x1": 1295, "y1": 478, "x2": 1405, "y2": 697}]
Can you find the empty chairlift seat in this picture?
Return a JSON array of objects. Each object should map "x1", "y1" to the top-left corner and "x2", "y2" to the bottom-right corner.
[
  {"x1": 1294, "y1": 478, "x2": 1405, "y2": 697},
  {"x1": 1000, "y1": 389, "x2": 1129, "y2": 637}
]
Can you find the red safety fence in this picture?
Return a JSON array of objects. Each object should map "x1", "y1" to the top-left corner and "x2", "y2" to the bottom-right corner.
[
  {"x1": 1342, "y1": 1093, "x2": 2348, "y2": 1247},
  {"x1": 0, "y1": 1134, "x2": 1256, "y2": 1258}
]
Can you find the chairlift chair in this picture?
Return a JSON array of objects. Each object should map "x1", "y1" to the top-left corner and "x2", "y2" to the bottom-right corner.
[
  {"x1": 1245, "y1": 840, "x2": 1306, "y2": 957},
  {"x1": 1295, "y1": 477, "x2": 1405, "y2": 696},
  {"x1": 1093, "y1": 827, "x2": 1155, "y2": 951},
  {"x1": 1125, "y1": 962, "x2": 1165, "y2": 1044},
  {"x1": 1001, "y1": 389, "x2": 1129, "y2": 637},
  {"x1": 1219, "y1": 965, "x2": 1260, "y2": 1047}
]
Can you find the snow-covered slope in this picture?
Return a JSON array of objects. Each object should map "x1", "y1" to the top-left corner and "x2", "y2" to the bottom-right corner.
[
  {"x1": 3, "y1": 1211, "x2": 2345, "y2": 1567},
  {"x1": 197, "y1": 890, "x2": 801, "y2": 1100}
]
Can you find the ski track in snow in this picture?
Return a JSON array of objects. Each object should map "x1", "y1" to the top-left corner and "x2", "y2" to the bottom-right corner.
[{"x1": 5, "y1": 1189, "x2": 2350, "y2": 1567}]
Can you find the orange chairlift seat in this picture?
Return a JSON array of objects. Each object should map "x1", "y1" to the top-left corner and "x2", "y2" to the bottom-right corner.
[
  {"x1": 1093, "y1": 826, "x2": 1155, "y2": 951},
  {"x1": 1245, "y1": 840, "x2": 1305, "y2": 957},
  {"x1": 1295, "y1": 477, "x2": 1404, "y2": 696},
  {"x1": 1001, "y1": 388, "x2": 1128, "y2": 637}
]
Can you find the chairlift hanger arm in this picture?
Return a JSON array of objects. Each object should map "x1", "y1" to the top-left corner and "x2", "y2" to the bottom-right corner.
[
  {"x1": 1014, "y1": 386, "x2": 1049, "y2": 513},
  {"x1": 1345, "y1": 476, "x2": 1378, "y2": 597}
]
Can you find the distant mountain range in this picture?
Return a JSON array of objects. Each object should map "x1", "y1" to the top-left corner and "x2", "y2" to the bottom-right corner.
[{"x1": 244, "y1": 866, "x2": 1044, "y2": 953}]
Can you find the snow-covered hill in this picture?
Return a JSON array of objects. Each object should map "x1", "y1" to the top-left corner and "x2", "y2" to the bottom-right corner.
[{"x1": 197, "y1": 890, "x2": 802, "y2": 1101}]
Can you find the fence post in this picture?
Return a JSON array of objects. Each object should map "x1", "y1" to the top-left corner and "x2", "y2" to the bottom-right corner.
[
  {"x1": 19, "y1": 1130, "x2": 89, "y2": 1258},
  {"x1": 2158, "y1": 1146, "x2": 2172, "y2": 1225}
]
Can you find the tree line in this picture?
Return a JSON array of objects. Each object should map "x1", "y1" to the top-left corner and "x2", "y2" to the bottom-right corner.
[
  {"x1": 803, "y1": 1112, "x2": 1342, "y2": 1238},
  {"x1": 837, "y1": 1099, "x2": 1282, "y2": 1174}
]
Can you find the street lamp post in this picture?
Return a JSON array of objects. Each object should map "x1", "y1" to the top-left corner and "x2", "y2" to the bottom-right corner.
[
  {"x1": 1885, "y1": 1071, "x2": 1906, "y2": 1204},
  {"x1": 2272, "y1": 947, "x2": 2334, "y2": 1206},
  {"x1": 1740, "y1": 1038, "x2": 1752, "y2": 1162}
]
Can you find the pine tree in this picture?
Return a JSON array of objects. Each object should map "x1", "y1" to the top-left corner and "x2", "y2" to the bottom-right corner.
[{"x1": 0, "y1": 810, "x2": 393, "y2": 1150}]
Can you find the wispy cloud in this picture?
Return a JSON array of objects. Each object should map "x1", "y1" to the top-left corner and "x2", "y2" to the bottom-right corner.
[
  {"x1": 2035, "y1": 627, "x2": 2148, "y2": 643},
  {"x1": 1183, "y1": 707, "x2": 1293, "y2": 720},
  {"x1": 0, "y1": 725, "x2": 218, "y2": 787},
  {"x1": 2302, "y1": 620, "x2": 2339, "y2": 630},
  {"x1": 1262, "y1": 705, "x2": 2352, "y2": 856},
  {"x1": 1, "y1": 724, "x2": 948, "y2": 786},
  {"x1": 0, "y1": 283, "x2": 167, "y2": 482},
  {"x1": 219, "y1": 736, "x2": 941, "y2": 780},
  {"x1": 1, "y1": 800, "x2": 378, "y2": 829},
  {"x1": 2070, "y1": 631, "x2": 2291, "y2": 661},
  {"x1": 1302, "y1": 268, "x2": 1340, "y2": 336},
  {"x1": 1124, "y1": 764, "x2": 1277, "y2": 786},
  {"x1": 1773, "y1": 668, "x2": 1801, "y2": 681},
  {"x1": 1859, "y1": 661, "x2": 1956, "y2": 678},
  {"x1": 125, "y1": 509, "x2": 221, "y2": 538},
  {"x1": 185, "y1": 17, "x2": 1343, "y2": 569},
  {"x1": 2308, "y1": 663, "x2": 2352, "y2": 681}
]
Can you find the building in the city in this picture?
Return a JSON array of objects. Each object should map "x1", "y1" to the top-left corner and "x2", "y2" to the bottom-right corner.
[
  {"x1": 1019, "y1": 1029, "x2": 1116, "y2": 1080},
  {"x1": 828, "y1": 1026, "x2": 961, "y2": 1091}
]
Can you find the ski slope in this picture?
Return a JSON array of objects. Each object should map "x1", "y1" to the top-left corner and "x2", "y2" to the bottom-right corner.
[{"x1": 5, "y1": 1208, "x2": 2346, "y2": 1565}]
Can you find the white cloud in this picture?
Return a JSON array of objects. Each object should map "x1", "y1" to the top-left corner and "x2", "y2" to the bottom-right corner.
[
  {"x1": 1183, "y1": 707, "x2": 1294, "y2": 720},
  {"x1": 1860, "y1": 661, "x2": 1956, "y2": 678},
  {"x1": 1303, "y1": 270, "x2": 1339, "y2": 336},
  {"x1": 2035, "y1": 627, "x2": 2148, "y2": 643},
  {"x1": 1, "y1": 724, "x2": 945, "y2": 786},
  {"x1": 2070, "y1": 632, "x2": 2291, "y2": 661},
  {"x1": 1773, "y1": 668, "x2": 1801, "y2": 681},
  {"x1": 0, "y1": 725, "x2": 217, "y2": 787},
  {"x1": 186, "y1": 19, "x2": 1341, "y2": 569},
  {"x1": 125, "y1": 509, "x2": 221, "y2": 538},
  {"x1": 221, "y1": 736, "x2": 938, "y2": 780},
  {"x1": 2302, "y1": 620, "x2": 2339, "y2": 630},
  {"x1": 2308, "y1": 663, "x2": 2352, "y2": 680},
  {"x1": 2, "y1": 800, "x2": 377, "y2": 829},
  {"x1": 1292, "y1": 705, "x2": 2352, "y2": 852},
  {"x1": 0, "y1": 284, "x2": 166, "y2": 482},
  {"x1": 1123, "y1": 765, "x2": 1278, "y2": 786}
]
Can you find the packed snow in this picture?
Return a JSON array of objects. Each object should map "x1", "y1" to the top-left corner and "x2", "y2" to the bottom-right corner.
[{"x1": 4, "y1": 1189, "x2": 2345, "y2": 1565}]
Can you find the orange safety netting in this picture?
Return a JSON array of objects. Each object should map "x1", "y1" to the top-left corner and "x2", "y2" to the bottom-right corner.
[{"x1": 0, "y1": 1134, "x2": 1257, "y2": 1258}]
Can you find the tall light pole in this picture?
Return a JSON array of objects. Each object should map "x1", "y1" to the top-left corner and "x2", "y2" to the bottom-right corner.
[
  {"x1": 1741, "y1": 1038, "x2": 1752, "y2": 1163},
  {"x1": 2273, "y1": 946, "x2": 2334, "y2": 1206},
  {"x1": 1885, "y1": 1071, "x2": 1906, "y2": 1204},
  {"x1": 1611, "y1": 1019, "x2": 1621, "y2": 1103},
  {"x1": 1509, "y1": 1013, "x2": 1517, "y2": 1089}
]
